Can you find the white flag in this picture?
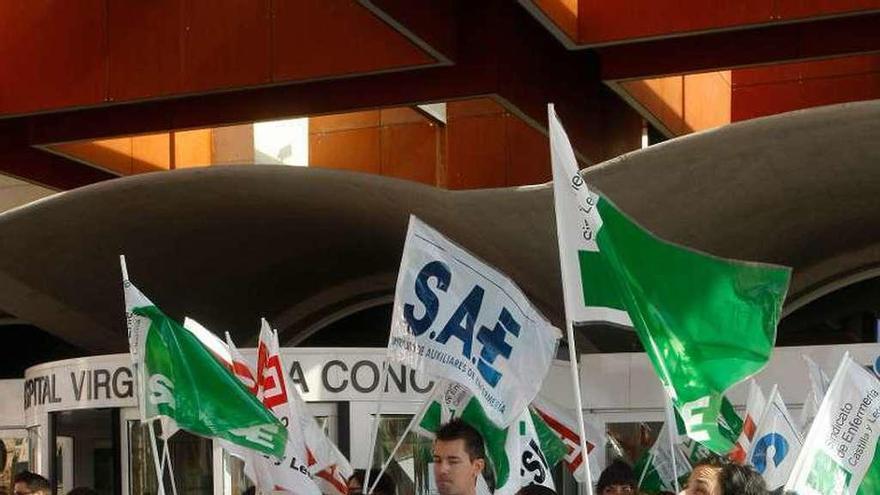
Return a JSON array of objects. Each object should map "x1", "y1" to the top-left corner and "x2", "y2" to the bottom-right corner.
[
  {"x1": 184, "y1": 318, "x2": 320, "y2": 495},
  {"x1": 798, "y1": 356, "x2": 832, "y2": 432},
  {"x1": 785, "y1": 353, "x2": 880, "y2": 495},
  {"x1": 388, "y1": 216, "x2": 561, "y2": 426},
  {"x1": 746, "y1": 386, "x2": 802, "y2": 490},
  {"x1": 731, "y1": 380, "x2": 766, "y2": 464},
  {"x1": 530, "y1": 397, "x2": 604, "y2": 482},
  {"x1": 805, "y1": 355, "x2": 832, "y2": 401}
]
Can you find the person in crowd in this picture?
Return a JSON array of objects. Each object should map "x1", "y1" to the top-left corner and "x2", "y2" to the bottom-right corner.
[
  {"x1": 12, "y1": 472, "x2": 49, "y2": 495},
  {"x1": 683, "y1": 458, "x2": 724, "y2": 495},
  {"x1": 432, "y1": 419, "x2": 486, "y2": 495},
  {"x1": 718, "y1": 463, "x2": 767, "y2": 495},
  {"x1": 347, "y1": 468, "x2": 396, "y2": 495},
  {"x1": 515, "y1": 484, "x2": 557, "y2": 495},
  {"x1": 595, "y1": 459, "x2": 636, "y2": 494}
]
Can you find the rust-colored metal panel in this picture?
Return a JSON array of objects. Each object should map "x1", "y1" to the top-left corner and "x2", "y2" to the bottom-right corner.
[
  {"x1": 174, "y1": 129, "x2": 213, "y2": 168},
  {"x1": 380, "y1": 122, "x2": 438, "y2": 185},
  {"x1": 53, "y1": 138, "x2": 133, "y2": 176},
  {"x1": 532, "y1": 0, "x2": 578, "y2": 40},
  {"x1": 181, "y1": 0, "x2": 271, "y2": 93},
  {"x1": 731, "y1": 83, "x2": 806, "y2": 121},
  {"x1": 447, "y1": 98, "x2": 506, "y2": 120},
  {"x1": 505, "y1": 116, "x2": 550, "y2": 186},
  {"x1": 777, "y1": 0, "x2": 880, "y2": 20},
  {"x1": 381, "y1": 107, "x2": 428, "y2": 126},
  {"x1": 578, "y1": 0, "x2": 774, "y2": 45},
  {"x1": 445, "y1": 114, "x2": 507, "y2": 190},
  {"x1": 620, "y1": 78, "x2": 686, "y2": 135},
  {"x1": 310, "y1": 111, "x2": 381, "y2": 133},
  {"x1": 683, "y1": 72, "x2": 732, "y2": 132},
  {"x1": 732, "y1": 64, "x2": 803, "y2": 87},
  {"x1": 734, "y1": 54, "x2": 880, "y2": 87},
  {"x1": 273, "y1": 1, "x2": 433, "y2": 82},
  {"x1": 799, "y1": 72, "x2": 880, "y2": 108},
  {"x1": 309, "y1": 127, "x2": 381, "y2": 174},
  {"x1": 599, "y1": 13, "x2": 880, "y2": 80},
  {"x1": 731, "y1": 71, "x2": 880, "y2": 122},
  {"x1": 0, "y1": 1, "x2": 106, "y2": 115},
  {"x1": 131, "y1": 134, "x2": 171, "y2": 173},
  {"x1": 108, "y1": 0, "x2": 182, "y2": 101}
]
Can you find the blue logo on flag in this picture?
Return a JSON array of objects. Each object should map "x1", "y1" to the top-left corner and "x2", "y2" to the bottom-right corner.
[{"x1": 751, "y1": 433, "x2": 789, "y2": 474}]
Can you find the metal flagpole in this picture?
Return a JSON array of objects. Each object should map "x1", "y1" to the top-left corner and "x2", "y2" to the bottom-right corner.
[
  {"x1": 664, "y1": 397, "x2": 680, "y2": 493},
  {"x1": 160, "y1": 428, "x2": 179, "y2": 495},
  {"x1": 562, "y1": 320, "x2": 595, "y2": 495},
  {"x1": 364, "y1": 358, "x2": 391, "y2": 494},
  {"x1": 367, "y1": 382, "x2": 436, "y2": 495},
  {"x1": 147, "y1": 420, "x2": 167, "y2": 495},
  {"x1": 550, "y1": 103, "x2": 596, "y2": 495}
]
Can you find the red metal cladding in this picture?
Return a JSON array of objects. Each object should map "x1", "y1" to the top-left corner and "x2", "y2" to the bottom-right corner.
[
  {"x1": 107, "y1": 0, "x2": 183, "y2": 101},
  {"x1": 0, "y1": 0, "x2": 107, "y2": 115}
]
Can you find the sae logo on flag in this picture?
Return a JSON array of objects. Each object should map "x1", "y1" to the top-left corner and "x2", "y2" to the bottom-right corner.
[{"x1": 388, "y1": 216, "x2": 561, "y2": 426}]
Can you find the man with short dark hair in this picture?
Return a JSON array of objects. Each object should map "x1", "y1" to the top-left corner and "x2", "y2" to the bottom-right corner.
[
  {"x1": 12, "y1": 472, "x2": 50, "y2": 495},
  {"x1": 433, "y1": 419, "x2": 486, "y2": 495},
  {"x1": 719, "y1": 463, "x2": 767, "y2": 495}
]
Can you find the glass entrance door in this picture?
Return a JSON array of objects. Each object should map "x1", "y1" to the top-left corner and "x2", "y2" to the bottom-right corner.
[{"x1": 50, "y1": 409, "x2": 119, "y2": 495}]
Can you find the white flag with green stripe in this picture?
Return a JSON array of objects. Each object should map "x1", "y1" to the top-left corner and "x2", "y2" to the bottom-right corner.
[
  {"x1": 784, "y1": 353, "x2": 880, "y2": 494},
  {"x1": 549, "y1": 104, "x2": 790, "y2": 454}
]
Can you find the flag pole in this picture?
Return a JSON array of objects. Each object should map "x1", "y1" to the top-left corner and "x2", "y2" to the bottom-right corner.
[
  {"x1": 364, "y1": 359, "x2": 391, "y2": 494},
  {"x1": 562, "y1": 320, "x2": 595, "y2": 495},
  {"x1": 122, "y1": 257, "x2": 168, "y2": 495},
  {"x1": 147, "y1": 420, "x2": 168, "y2": 495},
  {"x1": 663, "y1": 397, "x2": 680, "y2": 493},
  {"x1": 367, "y1": 381, "x2": 436, "y2": 495},
  {"x1": 160, "y1": 431, "x2": 179, "y2": 495},
  {"x1": 549, "y1": 103, "x2": 595, "y2": 495}
]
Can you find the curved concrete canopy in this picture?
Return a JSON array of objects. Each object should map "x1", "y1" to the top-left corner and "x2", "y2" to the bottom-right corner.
[{"x1": 0, "y1": 100, "x2": 877, "y2": 354}]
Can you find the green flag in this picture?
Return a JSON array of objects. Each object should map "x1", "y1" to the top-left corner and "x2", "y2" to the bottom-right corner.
[
  {"x1": 549, "y1": 105, "x2": 790, "y2": 454},
  {"x1": 415, "y1": 381, "x2": 566, "y2": 495},
  {"x1": 124, "y1": 278, "x2": 288, "y2": 457}
]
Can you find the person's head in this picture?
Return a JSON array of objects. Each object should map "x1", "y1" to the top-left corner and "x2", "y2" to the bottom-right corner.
[
  {"x1": 685, "y1": 458, "x2": 724, "y2": 495},
  {"x1": 596, "y1": 460, "x2": 636, "y2": 495},
  {"x1": 432, "y1": 419, "x2": 486, "y2": 495},
  {"x1": 515, "y1": 484, "x2": 557, "y2": 495},
  {"x1": 719, "y1": 463, "x2": 767, "y2": 495},
  {"x1": 13, "y1": 472, "x2": 50, "y2": 495},
  {"x1": 347, "y1": 469, "x2": 396, "y2": 495}
]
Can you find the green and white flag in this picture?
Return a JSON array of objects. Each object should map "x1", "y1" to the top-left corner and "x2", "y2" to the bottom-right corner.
[
  {"x1": 549, "y1": 104, "x2": 790, "y2": 454},
  {"x1": 415, "y1": 381, "x2": 567, "y2": 495},
  {"x1": 634, "y1": 422, "x2": 691, "y2": 494},
  {"x1": 784, "y1": 353, "x2": 880, "y2": 495},
  {"x1": 124, "y1": 276, "x2": 288, "y2": 458}
]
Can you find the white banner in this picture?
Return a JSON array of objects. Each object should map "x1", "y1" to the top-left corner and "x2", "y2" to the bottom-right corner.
[
  {"x1": 785, "y1": 353, "x2": 880, "y2": 494},
  {"x1": 747, "y1": 387, "x2": 802, "y2": 490},
  {"x1": 388, "y1": 216, "x2": 561, "y2": 426}
]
